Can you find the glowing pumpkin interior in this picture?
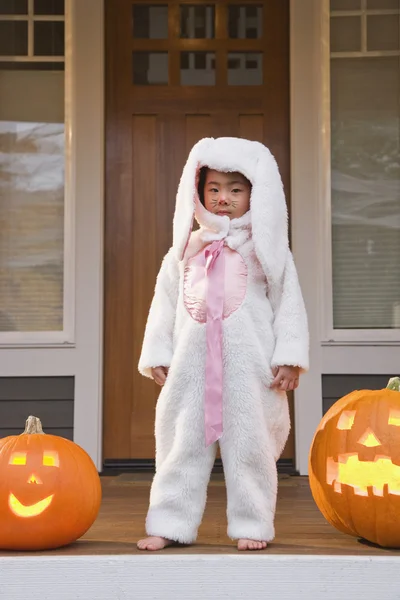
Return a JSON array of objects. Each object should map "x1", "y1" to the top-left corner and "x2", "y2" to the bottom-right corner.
[
  {"x1": 8, "y1": 451, "x2": 60, "y2": 518},
  {"x1": 326, "y1": 407, "x2": 400, "y2": 497}
]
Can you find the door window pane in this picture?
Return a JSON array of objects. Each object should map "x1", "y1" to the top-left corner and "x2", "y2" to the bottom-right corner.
[
  {"x1": 180, "y1": 5, "x2": 215, "y2": 39},
  {"x1": 228, "y1": 52, "x2": 263, "y2": 85},
  {"x1": 228, "y1": 5, "x2": 262, "y2": 39},
  {"x1": 180, "y1": 52, "x2": 215, "y2": 85},
  {"x1": 133, "y1": 52, "x2": 169, "y2": 85},
  {"x1": 132, "y1": 5, "x2": 168, "y2": 39}
]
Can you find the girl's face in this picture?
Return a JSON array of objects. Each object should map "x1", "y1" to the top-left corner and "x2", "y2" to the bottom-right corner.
[{"x1": 203, "y1": 169, "x2": 251, "y2": 220}]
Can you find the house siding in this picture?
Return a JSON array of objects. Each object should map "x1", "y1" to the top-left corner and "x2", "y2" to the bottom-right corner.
[
  {"x1": 0, "y1": 376, "x2": 74, "y2": 439},
  {"x1": 322, "y1": 374, "x2": 393, "y2": 414}
]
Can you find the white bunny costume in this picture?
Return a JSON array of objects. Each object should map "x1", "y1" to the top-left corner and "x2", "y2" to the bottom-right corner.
[{"x1": 139, "y1": 137, "x2": 309, "y2": 543}]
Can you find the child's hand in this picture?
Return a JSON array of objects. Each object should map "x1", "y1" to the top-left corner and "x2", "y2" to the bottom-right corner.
[
  {"x1": 270, "y1": 365, "x2": 300, "y2": 392},
  {"x1": 151, "y1": 366, "x2": 169, "y2": 386}
]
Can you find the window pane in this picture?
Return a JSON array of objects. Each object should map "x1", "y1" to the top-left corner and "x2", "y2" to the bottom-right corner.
[
  {"x1": 0, "y1": 22, "x2": 28, "y2": 56},
  {"x1": 133, "y1": 52, "x2": 168, "y2": 85},
  {"x1": 228, "y1": 5, "x2": 262, "y2": 39},
  {"x1": 132, "y1": 5, "x2": 168, "y2": 39},
  {"x1": 0, "y1": 69, "x2": 65, "y2": 332},
  {"x1": 367, "y1": 0, "x2": 399, "y2": 8},
  {"x1": 34, "y1": 21, "x2": 64, "y2": 56},
  {"x1": 0, "y1": 0, "x2": 28, "y2": 14},
  {"x1": 367, "y1": 15, "x2": 399, "y2": 52},
  {"x1": 330, "y1": 0, "x2": 361, "y2": 9},
  {"x1": 331, "y1": 57, "x2": 400, "y2": 329},
  {"x1": 330, "y1": 17, "x2": 361, "y2": 53},
  {"x1": 228, "y1": 52, "x2": 263, "y2": 85},
  {"x1": 180, "y1": 52, "x2": 215, "y2": 85},
  {"x1": 180, "y1": 5, "x2": 215, "y2": 39},
  {"x1": 0, "y1": 62, "x2": 64, "y2": 71},
  {"x1": 34, "y1": 0, "x2": 64, "y2": 15}
]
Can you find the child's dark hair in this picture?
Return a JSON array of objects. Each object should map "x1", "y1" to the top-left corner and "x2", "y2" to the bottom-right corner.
[{"x1": 197, "y1": 166, "x2": 208, "y2": 206}]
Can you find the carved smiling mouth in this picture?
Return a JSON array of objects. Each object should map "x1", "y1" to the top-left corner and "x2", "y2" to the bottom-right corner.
[
  {"x1": 327, "y1": 453, "x2": 400, "y2": 497},
  {"x1": 8, "y1": 493, "x2": 54, "y2": 517}
]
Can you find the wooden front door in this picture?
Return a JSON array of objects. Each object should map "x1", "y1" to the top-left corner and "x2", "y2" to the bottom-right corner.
[{"x1": 103, "y1": 0, "x2": 294, "y2": 469}]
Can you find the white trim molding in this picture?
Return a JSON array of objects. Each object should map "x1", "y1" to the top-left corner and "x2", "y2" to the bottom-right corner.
[
  {"x1": 290, "y1": 0, "x2": 324, "y2": 476},
  {"x1": 63, "y1": 0, "x2": 76, "y2": 347},
  {"x1": 69, "y1": 0, "x2": 104, "y2": 470}
]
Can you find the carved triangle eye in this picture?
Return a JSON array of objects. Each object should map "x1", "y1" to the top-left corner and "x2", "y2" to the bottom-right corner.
[{"x1": 358, "y1": 428, "x2": 381, "y2": 447}]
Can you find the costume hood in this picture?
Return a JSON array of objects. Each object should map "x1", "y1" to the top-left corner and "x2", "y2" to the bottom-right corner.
[{"x1": 172, "y1": 137, "x2": 289, "y2": 285}]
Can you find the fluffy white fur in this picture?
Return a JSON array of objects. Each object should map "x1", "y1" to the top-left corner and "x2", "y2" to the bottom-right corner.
[
  {"x1": 138, "y1": 137, "x2": 309, "y2": 544},
  {"x1": 138, "y1": 249, "x2": 180, "y2": 379}
]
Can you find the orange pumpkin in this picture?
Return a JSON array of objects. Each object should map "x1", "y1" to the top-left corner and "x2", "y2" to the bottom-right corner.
[
  {"x1": 309, "y1": 377, "x2": 400, "y2": 548},
  {"x1": 0, "y1": 416, "x2": 101, "y2": 550}
]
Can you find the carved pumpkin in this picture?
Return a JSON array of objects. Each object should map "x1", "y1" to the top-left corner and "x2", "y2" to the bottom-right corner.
[
  {"x1": 0, "y1": 416, "x2": 101, "y2": 550},
  {"x1": 309, "y1": 377, "x2": 400, "y2": 548}
]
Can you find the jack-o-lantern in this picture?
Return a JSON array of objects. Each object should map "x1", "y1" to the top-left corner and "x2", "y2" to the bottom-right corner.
[
  {"x1": 309, "y1": 377, "x2": 400, "y2": 548},
  {"x1": 0, "y1": 416, "x2": 101, "y2": 551}
]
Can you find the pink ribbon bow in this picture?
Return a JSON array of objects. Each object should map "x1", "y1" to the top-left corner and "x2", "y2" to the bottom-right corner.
[{"x1": 204, "y1": 239, "x2": 225, "y2": 447}]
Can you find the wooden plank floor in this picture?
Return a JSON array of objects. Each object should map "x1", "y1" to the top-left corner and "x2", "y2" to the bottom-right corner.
[{"x1": 1, "y1": 474, "x2": 399, "y2": 556}]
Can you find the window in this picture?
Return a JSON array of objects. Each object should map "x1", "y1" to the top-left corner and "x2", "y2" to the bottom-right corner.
[
  {"x1": 131, "y1": 2, "x2": 265, "y2": 87},
  {"x1": 0, "y1": 0, "x2": 73, "y2": 343},
  {"x1": 328, "y1": 1, "x2": 400, "y2": 335}
]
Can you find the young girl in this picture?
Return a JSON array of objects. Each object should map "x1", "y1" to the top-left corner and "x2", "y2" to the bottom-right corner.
[{"x1": 137, "y1": 137, "x2": 309, "y2": 551}]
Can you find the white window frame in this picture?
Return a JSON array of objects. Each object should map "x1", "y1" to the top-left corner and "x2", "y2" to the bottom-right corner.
[
  {"x1": 320, "y1": 0, "x2": 400, "y2": 344},
  {"x1": 0, "y1": 0, "x2": 75, "y2": 347}
]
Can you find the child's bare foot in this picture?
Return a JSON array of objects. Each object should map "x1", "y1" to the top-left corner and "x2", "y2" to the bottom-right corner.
[
  {"x1": 237, "y1": 538, "x2": 268, "y2": 551},
  {"x1": 137, "y1": 536, "x2": 175, "y2": 551}
]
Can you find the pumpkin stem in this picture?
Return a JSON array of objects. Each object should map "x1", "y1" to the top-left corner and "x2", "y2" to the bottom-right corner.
[
  {"x1": 387, "y1": 377, "x2": 400, "y2": 392},
  {"x1": 24, "y1": 416, "x2": 44, "y2": 434}
]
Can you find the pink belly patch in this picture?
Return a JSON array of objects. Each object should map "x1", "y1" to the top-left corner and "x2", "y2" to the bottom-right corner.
[{"x1": 184, "y1": 245, "x2": 247, "y2": 323}]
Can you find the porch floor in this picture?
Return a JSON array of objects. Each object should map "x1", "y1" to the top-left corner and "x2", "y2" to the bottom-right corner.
[{"x1": 1, "y1": 474, "x2": 397, "y2": 557}]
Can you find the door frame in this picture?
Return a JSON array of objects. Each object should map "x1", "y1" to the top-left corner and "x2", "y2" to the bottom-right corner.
[{"x1": 289, "y1": 0, "x2": 324, "y2": 475}]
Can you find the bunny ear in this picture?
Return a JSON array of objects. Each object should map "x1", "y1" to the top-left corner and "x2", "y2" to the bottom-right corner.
[
  {"x1": 172, "y1": 138, "x2": 214, "y2": 261},
  {"x1": 172, "y1": 137, "x2": 289, "y2": 285},
  {"x1": 250, "y1": 147, "x2": 289, "y2": 285}
]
